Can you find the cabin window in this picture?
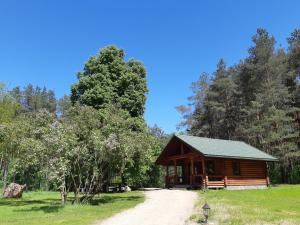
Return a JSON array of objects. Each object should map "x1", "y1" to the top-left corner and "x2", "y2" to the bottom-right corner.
[
  {"x1": 168, "y1": 165, "x2": 175, "y2": 176},
  {"x1": 194, "y1": 161, "x2": 202, "y2": 175},
  {"x1": 167, "y1": 161, "x2": 175, "y2": 176},
  {"x1": 206, "y1": 160, "x2": 215, "y2": 175},
  {"x1": 176, "y1": 160, "x2": 184, "y2": 178},
  {"x1": 232, "y1": 161, "x2": 241, "y2": 176}
]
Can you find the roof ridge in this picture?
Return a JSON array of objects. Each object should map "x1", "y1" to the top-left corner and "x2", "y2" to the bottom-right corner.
[{"x1": 176, "y1": 134, "x2": 243, "y2": 143}]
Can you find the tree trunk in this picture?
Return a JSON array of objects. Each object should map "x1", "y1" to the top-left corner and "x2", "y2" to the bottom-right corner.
[
  {"x1": 280, "y1": 166, "x2": 288, "y2": 183},
  {"x1": 45, "y1": 173, "x2": 49, "y2": 191},
  {"x1": 73, "y1": 189, "x2": 79, "y2": 204},
  {"x1": 60, "y1": 190, "x2": 67, "y2": 204},
  {"x1": 2, "y1": 160, "x2": 9, "y2": 190},
  {"x1": 60, "y1": 179, "x2": 67, "y2": 204},
  {"x1": 0, "y1": 157, "x2": 3, "y2": 179}
]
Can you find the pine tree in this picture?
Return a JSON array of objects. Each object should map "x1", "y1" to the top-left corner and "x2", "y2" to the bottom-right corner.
[
  {"x1": 287, "y1": 29, "x2": 300, "y2": 149},
  {"x1": 34, "y1": 86, "x2": 42, "y2": 111},
  {"x1": 47, "y1": 90, "x2": 57, "y2": 113},
  {"x1": 24, "y1": 84, "x2": 35, "y2": 112},
  {"x1": 202, "y1": 59, "x2": 238, "y2": 138},
  {"x1": 184, "y1": 60, "x2": 238, "y2": 139},
  {"x1": 237, "y1": 28, "x2": 276, "y2": 106},
  {"x1": 41, "y1": 87, "x2": 48, "y2": 109},
  {"x1": 176, "y1": 72, "x2": 210, "y2": 134}
]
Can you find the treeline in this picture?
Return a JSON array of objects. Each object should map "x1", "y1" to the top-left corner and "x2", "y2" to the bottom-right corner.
[
  {"x1": 178, "y1": 28, "x2": 300, "y2": 184},
  {"x1": 11, "y1": 85, "x2": 57, "y2": 113},
  {"x1": 0, "y1": 46, "x2": 164, "y2": 204}
]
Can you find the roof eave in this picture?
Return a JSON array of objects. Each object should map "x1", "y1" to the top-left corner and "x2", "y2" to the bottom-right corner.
[{"x1": 203, "y1": 154, "x2": 279, "y2": 162}]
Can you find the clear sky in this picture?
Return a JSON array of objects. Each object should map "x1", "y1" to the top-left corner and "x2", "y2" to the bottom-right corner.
[{"x1": 1, "y1": 0, "x2": 300, "y2": 133}]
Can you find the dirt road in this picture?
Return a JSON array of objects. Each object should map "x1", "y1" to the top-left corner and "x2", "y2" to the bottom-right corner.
[{"x1": 96, "y1": 189, "x2": 198, "y2": 225}]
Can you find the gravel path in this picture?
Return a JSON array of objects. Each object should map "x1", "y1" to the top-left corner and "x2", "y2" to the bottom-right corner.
[{"x1": 96, "y1": 189, "x2": 198, "y2": 225}]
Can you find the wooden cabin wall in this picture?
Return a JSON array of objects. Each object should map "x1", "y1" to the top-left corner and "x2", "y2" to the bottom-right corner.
[
  {"x1": 225, "y1": 159, "x2": 267, "y2": 186},
  {"x1": 215, "y1": 159, "x2": 224, "y2": 175}
]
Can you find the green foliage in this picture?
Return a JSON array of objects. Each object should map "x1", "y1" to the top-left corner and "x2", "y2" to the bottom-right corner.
[
  {"x1": 61, "y1": 105, "x2": 162, "y2": 190},
  {"x1": 71, "y1": 45, "x2": 148, "y2": 117},
  {"x1": 0, "y1": 84, "x2": 20, "y2": 190},
  {"x1": 68, "y1": 45, "x2": 162, "y2": 191},
  {"x1": 0, "y1": 83, "x2": 19, "y2": 124},
  {"x1": 178, "y1": 28, "x2": 300, "y2": 183},
  {"x1": 3, "y1": 110, "x2": 58, "y2": 190},
  {"x1": 57, "y1": 95, "x2": 72, "y2": 115},
  {"x1": 1, "y1": 45, "x2": 164, "y2": 202},
  {"x1": 2, "y1": 104, "x2": 162, "y2": 201}
]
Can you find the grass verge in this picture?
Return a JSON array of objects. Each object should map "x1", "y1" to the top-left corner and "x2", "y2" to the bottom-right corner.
[{"x1": 191, "y1": 185, "x2": 300, "y2": 225}]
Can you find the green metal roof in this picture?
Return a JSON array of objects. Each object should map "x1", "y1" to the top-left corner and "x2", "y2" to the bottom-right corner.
[{"x1": 175, "y1": 134, "x2": 278, "y2": 161}]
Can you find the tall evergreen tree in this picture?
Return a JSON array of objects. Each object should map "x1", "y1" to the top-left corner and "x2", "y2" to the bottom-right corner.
[
  {"x1": 41, "y1": 87, "x2": 48, "y2": 109},
  {"x1": 200, "y1": 59, "x2": 237, "y2": 139},
  {"x1": 176, "y1": 72, "x2": 210, "y2": 133},
  {"x1": 237, "y1": 28, "x2": 276, "y2": 106},
  {"x1": 34, "y1": 86, "x2": 42, "y2": 111},
  {"x1": 47, "y1": 90, "x2": 57, "y2": 113},
  {"x1": 24, "y1": 84, "x2": 35, "y2": 112},
  {"x1": 287, "y1": 29, "x2": 300, "y2": 148}
]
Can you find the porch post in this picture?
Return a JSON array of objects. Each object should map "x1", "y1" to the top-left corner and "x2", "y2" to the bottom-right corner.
[
  {"x1": 165, "y1": 165, "x2": 168, "y2": 187},
  {"x1": 266, "y1": 162, "x2": 270, "y2": 186},
  {"x1": 223, "y1": 159, "x2": 227, "y2": 187},
  {"x1": 224, "y1": 176, "x2": 228, "y2": 187},
  {"x1": 190, "y1": 158, "x2": 194, "y2": 186},
  {"x1": 184, "y1": 160, "x2": 189, "y2": 185},
  {"x1": 174, "y1": 159, "x2": 177, "y2": 185},
  {"x1": 201, "y1": 157, "x2": 207, "y2": 188}
]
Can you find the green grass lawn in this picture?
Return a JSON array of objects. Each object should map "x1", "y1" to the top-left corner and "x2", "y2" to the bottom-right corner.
[
  {"x1": 0, "y1": 191, "x2": 144, "y2": 225},
  {"x1": 192, "y1": 185, "x2": 300, "y2": 225}
]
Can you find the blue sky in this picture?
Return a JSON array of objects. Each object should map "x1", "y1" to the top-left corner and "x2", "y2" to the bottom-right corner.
[{"x1": 1, "y1": 0, "x2": 300, "y2": 133}]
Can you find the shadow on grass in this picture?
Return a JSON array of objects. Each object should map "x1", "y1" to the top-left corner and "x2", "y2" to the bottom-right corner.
[
  {"x1": 0, "y1": 194, "x2": 142, "y2": 211},
  {"x1": 0, "y1": 198, "x2": 60, "y2": 207},
  {"x1": 90, "y1": 195, "x2": 142, "y2": 205},
  {"x1": 14, "y1": 205, "x2": 64, "y2": 213},
  {"x1": 197, "y1": 218, "x2": 206, "y2": 224}
]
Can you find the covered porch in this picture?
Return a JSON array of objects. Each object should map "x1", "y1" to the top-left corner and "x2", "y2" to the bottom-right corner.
[{"x1": 165, "y1": 153, "x2": 226, "y2": 188}]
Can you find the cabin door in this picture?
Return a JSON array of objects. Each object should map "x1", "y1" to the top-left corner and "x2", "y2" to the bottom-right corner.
[
  {"x1": 176, "y1": 160, "x2": 185, "y2": 184},
  {"x1": 194, "y1": 161, "x2": 203, "y2": 185},
  {"x1": 185, "y1": 161, "x2": 190, "y2": 184}
]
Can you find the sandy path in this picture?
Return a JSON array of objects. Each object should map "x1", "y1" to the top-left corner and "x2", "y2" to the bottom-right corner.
[{"x1": 96, "y1": 189, "x2": 198, "y2": 225}]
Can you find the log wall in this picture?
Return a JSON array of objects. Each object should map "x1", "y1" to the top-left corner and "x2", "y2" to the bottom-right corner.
[{"x1": 225, "y1": 159, "x2": 267, "y2": 186}]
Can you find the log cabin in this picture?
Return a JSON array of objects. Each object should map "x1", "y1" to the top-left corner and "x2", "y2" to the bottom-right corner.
[{"x1": 156, "y1": 134, "x2": 278, "y2": 189}]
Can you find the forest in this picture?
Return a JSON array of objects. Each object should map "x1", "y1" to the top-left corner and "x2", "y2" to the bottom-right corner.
[
  {"x1": 0, "y1": 28, "x2": 300, "y2": 205},
  {"x1": 177, "y1": 28, "x2": 300, "y2": 183}
]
